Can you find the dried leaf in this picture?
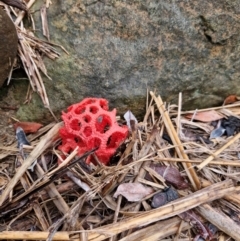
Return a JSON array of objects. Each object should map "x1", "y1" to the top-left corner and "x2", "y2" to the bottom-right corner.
[
  {"x1": 185, "y1": 110, "x2": 223, "y2": 122},
  {"x1": 66, "y1": 171, "x2": 91, "y2": 192},
  {"x1": 124, "y1": 110, "x2": 138, "y2": 131},
  {"x1": 113, "y1": 183, "x2": 154, "y2": 202},
  {"x1": 151, "y1": 187, "x2": 178, "y2": 208},
  {"x1": 149, "y1": 164, "x2": 189, "y2": 189},
  {"x1": 178, "y1": 210, "x2": 212, "y2": 240},
  {"x1": 223, "y1": 95, "x2": 239, "y2": 105},
  {"x1": 13, "y1": 121, "x2": 43, "y2": 134}
]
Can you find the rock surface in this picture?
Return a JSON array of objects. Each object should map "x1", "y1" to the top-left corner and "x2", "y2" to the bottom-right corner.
[
  {"x1": 0, "y1": 8, "x2": 18, "y2": 87},
  {"x1": 14, "y1": 0, "x2": 240, "y2": 121}
]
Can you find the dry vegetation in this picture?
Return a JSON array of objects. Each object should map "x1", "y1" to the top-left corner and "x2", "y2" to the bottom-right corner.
[
  {"x1": 0, "y1": 91, "x2": 240, "y2": 240},
  {"x1": 1, "y1": 1, "x2": 240, "y2": 241}
]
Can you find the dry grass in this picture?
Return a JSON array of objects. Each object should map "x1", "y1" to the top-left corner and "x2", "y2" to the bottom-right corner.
[
  {"x1": 0, "y1": 91, "x2": 240, "y2": 240},
  {"x1": 1, "y1": 0, "x2": 68, "y2": 120}
]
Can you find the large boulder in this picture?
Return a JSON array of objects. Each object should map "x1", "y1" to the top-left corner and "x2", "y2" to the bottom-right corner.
[
  {"x1": 16, "y1": 0, "x2": 240, "y2": 121},
  {"x1": 0, "y1": 8, "x2": 18, "y2": 87}
]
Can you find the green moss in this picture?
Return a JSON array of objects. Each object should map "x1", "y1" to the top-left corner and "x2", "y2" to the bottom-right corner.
[{"x1": 16, "y1": 93, "x2": 46, "y2": 122}]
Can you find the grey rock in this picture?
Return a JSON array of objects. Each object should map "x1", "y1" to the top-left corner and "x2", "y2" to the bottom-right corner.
[
  {"x1": 0, "y1": 8, "x2": 18, "y2": 87},
  {"x1": 14, "y1": 0, "x2": 240, "y2": 121}
]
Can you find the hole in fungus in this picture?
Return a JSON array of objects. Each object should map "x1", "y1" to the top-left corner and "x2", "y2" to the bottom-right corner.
[
  {"x1": 89, "y1": 106, "x2": 98, "y2": 114},
  {"x1": 74, "y1": 137, "x2": 85, "y2": 147},
  {"x1": 70, "y1": 119, "x2": 81, "y2": 131},
  {"x1": 74, "y1": 106, "x2": 86, "y2": 115},
  {"x1": 88, "y1": 137, "x2": 101, "y2": 149},
  {"x1": 95, "y1": 115, "x2": 112, "y2": 133},
  {"x1": 107, "y1": 132, "x2": 126, "y2": 148},
  {"x1": 83, "y1": 126, "x2": 92, "y2": 137},
  {"x1": 99, "y1": 99, "x2": 108, "y2": 110},
  {"x1": 83, "y1": 115, "x2": 91, "y2": 123}
]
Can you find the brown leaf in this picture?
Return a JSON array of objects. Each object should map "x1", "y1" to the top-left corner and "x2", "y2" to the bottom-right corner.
[
  {"x1": 149, "y1": 164, "x2": 189, "y2": 189},
  {"x1": 0, "y1": 0, "x2": 27, "y2": 11},
  {"x1": 13, "y1": 122, "x2": 43, "y2": 134},
  {"x1": 185, "y1": 110, "x2": 223, "y2": 122},
  {"x1": 113, "y1": 183, "x2": 154, "y2": 202},
  {"x1": 223, "y1": 95, "x2": 239, "y2": 105}
]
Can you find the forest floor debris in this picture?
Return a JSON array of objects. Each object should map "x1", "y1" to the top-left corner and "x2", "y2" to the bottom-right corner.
[{"x1": 1, "y1": 91, "x2": 240, "y2": 240}]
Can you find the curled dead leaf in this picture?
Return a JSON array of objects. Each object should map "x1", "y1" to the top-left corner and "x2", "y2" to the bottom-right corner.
[
  {"x1": 223, "y1": 95, "x2": 239, "y2": 105},
  {"x1": 113, "y1": 183, "x2": 154, "y2": 202},
  {"x1": 13, "y1": 122, "x2": 43, "y2": 134},
  {"x1": 185, "y1": 110, "x2": 223, "y2": 122}
]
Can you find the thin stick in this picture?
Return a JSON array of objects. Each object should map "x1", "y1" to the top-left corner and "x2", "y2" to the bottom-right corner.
[
  {"x1": 197, "y1": 204, "x2": 240, "y2": 241},
  {"x1": 118, "y1": 217, "x2": 190, "y2": 241},
  {"x1": 35, "y1": 164, "x2": 70, "y2": 215},
  {"x1": 0, "y1": 231, "x2": 70, "y2": 240},
  {"x1": 150, "y1": 91, "x2": 201, "y2": 190},
  {"x1": 176, "y1": 92, "x2": 182, "y2": 136},
  {"x1": 154, "y1": 157, "x2": 240, "y2": 167},
  {"x1": 197, "y1": 132, "x2": 240, "y2": 170},
  {"x1": 0, "y1": 122, "x2": 63, "y2": 206},
  {"x1": 15, "y1": 0, "x2": 36, "y2": 25},
  {"x1": 109, "y1": 195, "x2": 122, "y2": 241},
  {"x1": 178, "y1": 101, "x2": 240, "y2": 114}
]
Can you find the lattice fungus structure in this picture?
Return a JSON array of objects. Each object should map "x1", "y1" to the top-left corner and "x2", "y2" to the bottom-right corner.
[{"x1": 58, "y1": 98, "x2": 128, "y2": 165}]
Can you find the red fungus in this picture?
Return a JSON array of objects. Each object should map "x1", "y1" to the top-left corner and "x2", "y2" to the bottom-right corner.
[{"x1": 58, "y1": 98, "x2": 128, "y2": 165}]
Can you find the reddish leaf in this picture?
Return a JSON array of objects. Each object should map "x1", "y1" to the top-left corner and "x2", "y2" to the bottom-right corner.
[
  {"x1": 185, "y1": 110, "x2": 223, "y2": 122},
  {"x1": 223, "y1": 95, "x2": 239, "y2": 105},
  {"x1": 113, "y1": 183, "x2": 154, "y2": 202},
  {"x1": 13, "y1": 122, "x2": 43, "y2": 134},
  {"x1": 148, "y1": 164, "x2": 189, "y2": 189},
  {"x1": 179, "y1": 210, "x2": 213, "y2": 240}
]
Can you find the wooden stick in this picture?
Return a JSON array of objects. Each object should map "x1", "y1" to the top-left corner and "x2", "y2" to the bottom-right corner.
[
  {"x1": 150, "y1": 91, "x2": 201, "y2": 190},
  {"x1": 154, "y1": 157, "x2": 240, "y2": 167},
  {"x1": 197, "y1": 204, "x2": 240, "y2": 241},
  {"x1": 178, "y1": 101, "x2": 240, "y2": 114},
  {"x1": 0, "y1": 122, "x2": 63, "y2": 206},
  {"x1": 15, "y1": 0, "x2": 36, "y2": 25},
  {"x1": 118, "y1": 217, "x2": 190, "y2": 241},
  {"x1": 0, "y1": 231, "x2": 70, "y2": 240},
  {"x1": 197, "y1": 132, "x2": 240, "y2": 170},
  {"x1": 16, "y1": 158, "x2": 49, "y2": 230},
  {"x1": 85, "y1": 179, "x2": 234, "y2": 241},
  {"x1": 35, "y1": 163, "x2": 70, "y2": 215}
]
